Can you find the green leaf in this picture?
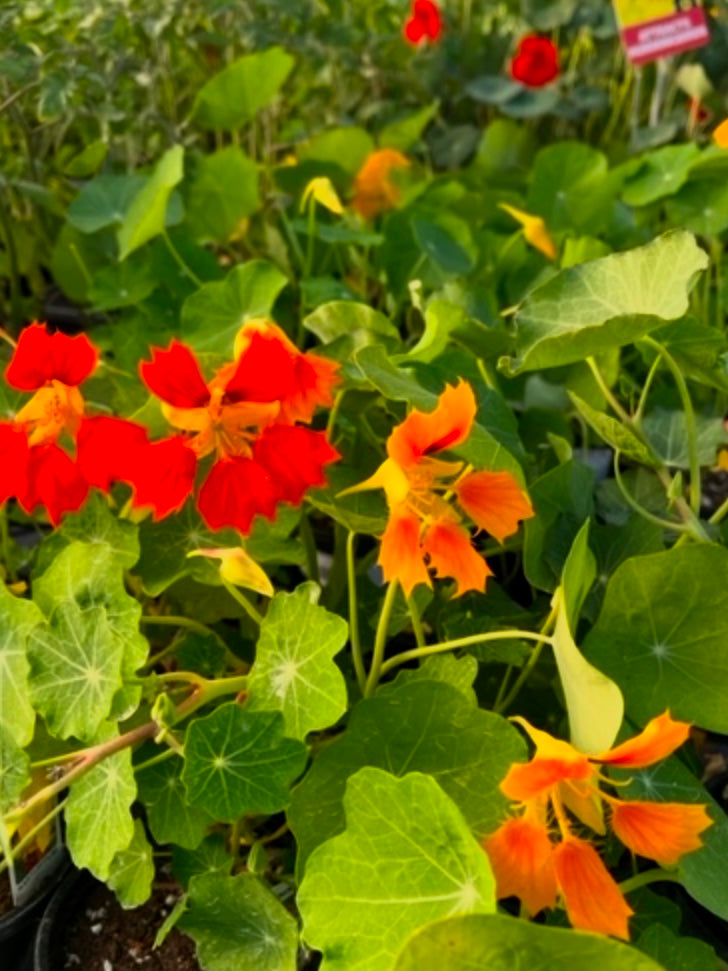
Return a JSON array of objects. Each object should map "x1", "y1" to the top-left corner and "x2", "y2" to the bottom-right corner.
[
  {"x1": 288, "y1": 680, "x2": 526, "y2": 873},
  {"x1": 622, "y1": 144, "x2": 701, "y2": 206},
  {"x1": 67, "y1": 174, "x2": 145, "y2": 234},
  {"x1": 636, "y1": 924, "x2": 718, "y2": 971},
  {"x1": 180, "y1": 261, "x2": 288, "y2": 354},
  {"x1": 117, "y1": 145, "x2": 185, "y2": 260},
  {"x1": 523, "y1": 460, "x2": 595, "y2": 592},
  {"x1": 641, "y1": 409, "x2": 727, "y2": 469},
  {"x1": 194, "y1": 47, "x2": 294, "y2": 131},
  {"x1": 298, "y1": 767, "x2": 496, "y2": 971},
  {"x1": 247, "y1": 582, "x2": 348, "y2": 739},
  {"x1": 561, "y1": 518, "x2": 597, "y2": 630},
  {"x1": 107, "y1": 819, "x2": 155, "y2": 909},
  {"x1": 172, "y1": 835, "x2": 233, "y2": 888},
  {"x1": 393, "y1": 914, "x2": 666, "y2": 971},
  {"x1": 137, "y1": 755, "x2": 213, "y2": 849},
  {"x1": 0, "y1": 726, "x2": 29, "y2": 812},
  {"x1": 501, "y1": 232, "x2": 708, "y2": 374},
  {"x1": 31, "y1": 540, "x2": 149, "y2": 728},
  {"x1": 66, "y1": 745, "x2": 136, "y2": 880},
  {"x1": 298, "y1": 126, "x2": 374, "y2": 177},
  {"x1": 411, "y1": 214, "x2": 476, "y2": 276},
  {"x1": 182, "y1": 705, "x2": 306, "y2": 822},
  {"x1": 407, "y1": 300, "x2": 511, "y2": 363},
  {"x1": 179, "y1": 872, "x2": 298, "y2": 971},
  {"x1": 303, "y1": 301, "x2": 400, "y2": 352},
  {"x1": 0, "y1": 584, "x2": 42, "y2": 747},
  {"x1": 617, "y1": 749, "x2": 726, "y2": 920},
  {"x1": 666, "y1": 177, "x2": 728, "y2": 237},
  {"x1": 185, "y1": 147, "x2": 260, "y2": 243},
  {"x1": 568, "y1": 392, "x2": 658, "y2": 467},
  {"x1": 28, "y1": 603, "x2": 122, "y2": 741},
  {"x1": 379, "y1": 103, "x2": 439, "y2": 152},
  {"x1": 389, "y1": 653, "x2": 479, "y2": 705},
  {"x1": 527, "y1": 141, "x2": 617, "y2": 234},
  {"x1": 583, "y1": 545, "x2": 728, "y2": 732}
]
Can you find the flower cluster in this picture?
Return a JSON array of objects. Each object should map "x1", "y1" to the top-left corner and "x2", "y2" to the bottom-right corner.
[
  {"x1": 348, "y1": 381, "x2": 533, "y2": 596},
  {"x1": 0, "y1": 321, "x2": 340, "y2": 533},
  {"x1": 484, "y1": 713, "x2": 712, "y2": 940}
]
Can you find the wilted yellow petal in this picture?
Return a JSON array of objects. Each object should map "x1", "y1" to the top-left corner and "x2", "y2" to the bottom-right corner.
[
  {"x1": 301, "y1": 176, "x2": 344, "y2": 215},
  {"x1": 187, "y1": 547, "x2": 274, "y2": 597},
  {"x1": 499, "y1": 202, "x2": 557, "y2": 260},
  {"x1": 713, "y1": 118, "x2": 728, "y2": 148}
]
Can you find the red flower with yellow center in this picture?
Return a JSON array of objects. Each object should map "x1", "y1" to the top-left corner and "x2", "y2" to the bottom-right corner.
[
  {"x1": 135, "y1": 321, "x2": 339, "y2": 533},
  {"x1": 348, "y1": 381, "x2": 533, "y2": 597},
  {"x1": 484, "y1": 713, "x2": 712, "y2": 940},
  {"x1": 1, "y1": 323, "x2": 98, "y2": 524},
  {"x1": 351, "y1": 149, "x2": 411, "y2": 221}
]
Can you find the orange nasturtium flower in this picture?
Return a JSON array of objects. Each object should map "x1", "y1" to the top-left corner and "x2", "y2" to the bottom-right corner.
[
  {"x1": 483, "y1": 713, "x2": 712, "y2": 940},
  {"x1": 346, "y1": 381, "x2": 533, "y2": 596},
  {"x1": 0, "y1": 322, "x2": 99, "y2": 523},
  {"x1": 498, "y1": 203, "x2": 557, "y2": 260},
  {"x1": 713, "y1": 117, "x2": 728, "y2": 148},
  {"x1": 351, "y1": 149, "x2": 410, "y2": 220}
]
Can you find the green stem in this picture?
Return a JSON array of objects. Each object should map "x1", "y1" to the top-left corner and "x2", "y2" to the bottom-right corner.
[
  {"x1": 326, "y1": 389, "x2": 345, "y2": 439},
  {"x1": 140, "y1": 615, "x2": 230, "y2": 659},
  {"x1": 642, "y1": 337, "x2": 701, "y2": 516},
  {"x1": 380, "y1": 630, "x2": 553, "y2": 679},
  {"x1": 618, "y1": 867, "x2": 683, "y2": 894},
  {"x1": 304, "y1": 197, "x2": 317, "y2": 279},
  {"x1": 612, "y1": 454, "x2": 688, "y2": 533},
  {"x1": 586, "y1": 357, "x2": 633, "y2": 427},
  {"x1": 709, "y1": 494, "x2": 728, "y2": 526},
  {"x1": 299, "y1": 509, "x2": 320, "y2": 585},
  {"x1": 133, "y1": 748, "x2": 179, "y2": 773},
  {"x1": 162, "y1": 230, "x2": 202, "y2": 287},
  {"x1": 0, "y1": 505, "x2": 14, "y2": 582},
  {"x1": 493, "y1": 603, "x2": 559, "y2": 714},
  {"x1": 633, "y1": 353, "x2": 662, "y2": 423},
  {"x1": 407, "y1": 595, "x2": 426, "y2": 649},
  {"x1": 346, "y1": 532, "x2": 366, "y2": 695},
  {"x1": 221, "y1": 579, "x2": 264, "y2": 625},
  {"x1": 364, "y1": 580, "x2": 399, "y2": 697}
]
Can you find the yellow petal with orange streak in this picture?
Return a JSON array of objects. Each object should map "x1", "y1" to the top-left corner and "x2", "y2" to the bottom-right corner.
[
  {"x1": 499, "y1": 202, "x2": 557, "y2": 260},
  {"x1": 610, "y1": 799, "x2": 712, "y2": 865},
  {"x1": 187, "y1": 547, "x2": 274, "y2": 597},
  {"x1": 598, "y1": 711, "x2": 691, "y2": 768}
]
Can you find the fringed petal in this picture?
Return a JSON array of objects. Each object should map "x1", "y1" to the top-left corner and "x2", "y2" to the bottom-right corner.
[
  {"x1": 420, "y1": 519, "x2": 491, "y2": 597},
  {"x1": 387, "y1": 381, "x2": 476, "y2": 468},
  {"x1": 76, "y1": 417, "x2": 149, "y2": 492},
  {"x1": 483, "y1": 815, "x2": 558, "y2": 915},
  {"x1": 6, "y1": 323, "x2": 98, "y2": 390},
  {"x1": 130, "y1": 437, "x2": 197, "y2": 519},
  {"x1": 254, "y1": 424, "x2": 339, "y2": 505},
  {"x1": 197, "y1": 456, "x2": 279, "y2": 534},
  {"x1": 17, "y1": 444, "x2": 88, "y2": 525},
  {"x1": 455, "y1": 469, "x2": 533, "y2": 542},
  {"x1": 610, "y1": 799, "x2": 712, "y2": 866},
  {"x1": 139, "y1": 340, "x2": 211, "y2": 408},
  {"x1": 553, "y1": 836, "x2": 633, "y2": 940},
  {"x1": 378, "y1": 507, "x2": 430, "y2": 596},
  {"x1": 598, "y1": 712, "x2": 691, "y2": 768}
]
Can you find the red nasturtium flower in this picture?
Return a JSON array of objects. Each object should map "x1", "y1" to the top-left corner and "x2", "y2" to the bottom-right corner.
[
  {"x1": 346, "y1": 381, "x2": 533, "y2": 596},
  {"x1": 484, "y1": 713, "x2": 712, "y2": 940},
  {"x1": 404, "y1": 0, "x2": 442, "y2": 45},
  {"x1": 0, "y1": 323, "x2": 98, "y2": 524},
  {"x1": 510, "y1": 35, "x2": 559, "y2": 88},
  {"x1": 351, "y1": 149, "x2": 411, "y2": 221},
  {"x1": 134, "y1": 320, "x2": 339, "y2": 533}
]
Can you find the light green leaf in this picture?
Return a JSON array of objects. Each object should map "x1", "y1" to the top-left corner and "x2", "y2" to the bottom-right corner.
[
  {"x1": 0, "y1": 584, "x2": 42, "y2": 746},
  {"x1": 137, "y1": 755, "x2": 213, "y2": 849},
  {"x1": 28, "y1": 603, "x2": 122, "y2": 741},
  {"x1": 107, "y1": 819, "x2": 155, "y2": 909},
  {"x1": 66, "y1": 745, "x2": 136, "y2": 880},
  {"x1": 380, "y1": 103, "x2": 439, "y2": 152},
  {"x1": 560, "y1": 518, "x2": 597, "y2": 631},
  {"x1": 389, "y1": 653, "x2": 479, "y2": 705},
  {"x1": 288, "y1": 680, "x2": 526, "y2": 873},
  {"x1": 194, "y1": 47, "x2": 294, "y2": 130},
  {"x1": 247, "y1": 583, "x2": 348, "y2": 739},
  {"x1": 182, "y1": 705, "x2": 307, "y2": 822},
  {"x1": 0, "y1": 726, "x2": 29, "y2": 812},
  {"x1": 117, "y1": 145, "x2": 185, "y2": 260},
  {"x1": 666, "y1": 177, "x2": 728, "y2": 237},
  {"x1": 298, "y1": 126, "x2": 374, "y2": 176},
  {"x1": 583, "y1": 545, "x2": 728, "y2": 731},
  {"x1": 527, "y1": 141, "x2": 618, "y2": 233},
  {"x1": 303, "y1": 301, "x2": 400, "y2": 352},
  {"x1": 568, "y1": 391, "x2": 658, "y2": 467},
  {"x1": 298, "y1": 767, "x2": 496, "y2": 971},
  {"x1": 180, "y1": 260, "x2": 288, "y2": 354},
  {"x1": 393, "y1": 914, "x2": 666, "y2": 971},
  {"x1": 67, "y1": 173, "x2": 145, "y2": 234},
  {"x1": 636, "y1": 924, "x2": 718, "y2": 971},
  {"x1": 179, "y1": 872, "x2": 298, "y2": 971},
  {"x1": 185, "y1": 147, "x2": 260, "y2": 243},
  {"x1": 642, "y1": 409, "x2": 727, "y2": 469},
  {"x1": 407, "y1": 299, "x2": 511, "y2": 364},
  {"x1": 501, "y1": 232, "x2": 708, "y2": 374},
  {"x1": 622, "y1": 144, "x2": 701, "y2": 206}
]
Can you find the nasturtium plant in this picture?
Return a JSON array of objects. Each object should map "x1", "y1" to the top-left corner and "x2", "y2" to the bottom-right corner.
[{"x1": 3, "y1": 6, "x2": 728, "y2": 969}]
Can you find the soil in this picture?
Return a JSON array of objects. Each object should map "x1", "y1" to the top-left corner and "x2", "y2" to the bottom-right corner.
[{"x1": 58, "y1": 881, "x2": 200, "y2": 971}]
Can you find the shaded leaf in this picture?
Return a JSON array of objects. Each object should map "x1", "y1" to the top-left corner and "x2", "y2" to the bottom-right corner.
[{"x1": 107, "y1": 819, "x2": 155, "y2": 909}]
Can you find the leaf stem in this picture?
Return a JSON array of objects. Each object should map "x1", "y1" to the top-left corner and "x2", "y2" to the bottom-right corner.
[
  {"x1": 406, "y1": 594, "x2": 426, "y2": 649},
  {"x1": 493, "y1": 603, "x2": 559, "y2": 714},
  {"x1": 161, "y1": 229, "x2": 202, "y2": 287},
  {"x1": 380, "y1": 629, "x2": 553, "y2": 679},
  {"x1": 618, "y1": 867, "x2": 683, "y2": 894},
  {"x1": 346, "y1": 532, "x2": 366, "y2": 695},
  {"x1": 612, "y1": 453, "x2": 688, "y2": 533},
  {"x1": 221, "y1": 579, "x2": 264, "y2": 625},
  {"x1": 299, "y1": 509, "x2": 320, "y2": 585},
  {"x1": 364, "y1": 580, "x2": 399, "y2": 697},
  {"x1": 139, "y1": 615, "x2": 230, "y2": 659}
]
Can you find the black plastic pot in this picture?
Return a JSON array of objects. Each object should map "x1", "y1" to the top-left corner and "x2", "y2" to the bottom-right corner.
[
  {"x1": 31, "y1": 867, "x2": 94, "y2": 971},
  {"x1": 0, "y1": 845, "x2": 71, "y2": 971}
]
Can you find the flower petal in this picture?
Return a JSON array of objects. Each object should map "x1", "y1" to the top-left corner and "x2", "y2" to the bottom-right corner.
[
  {"x1": 378, "y1": 507, "x2": 431, "y2": 596},
  {"x1": 6, "y1": 323, "x2": 98, "y2": 390},
  {"x1": 130, "y1": 437, "x2": 197, "y2": 519},
  {"x1": 510, "y1": 35, "x2": 560, "y2": 88},
  {"x1": 352, "y1": 148, "x2": 410, "y2": 220},
  {"x1": 501, "y1": 754, "x2": 592, "y2": 803},
  {"x1": 598, "y1": 712, "x2": 691, "y2": 768},
  {"x1": 713, "y1": 118, "x2": 728, "y2": 149},
  {"x1": 139, "y1": 340, "x2": 211, "y2": 408},
  {"x1": 76, "y1": 417, "x2": 149, "y2": 492},
  {"x1": 17, "y1": 444, "x2": 88, "y2": 525},
  {"x1": 553, "y1": 836, "x2": 633, "y2": 940},
  {"x1": 420, "y1": 519, "x2": 491, "y2": 597},
  {"x1": 253, "y1": 424, "x2": 339, "y2": 505},
  {"x1": 225, "y1": 326, "x2": 296, "y2": 403},
  {"x1": 455, "y1": 469, "x2": 533, "y2": 542},
  {"x1": 610, "y1": 799, "x2": 712, "y2": 866},
  {"x1": 197, "y1": 456, "x2": 279, "y2": 534},
  {"x1": 484, "y1": 815, "x2": 558, "y2": 915},
  {"x1": 0, "y1": 423, "x2": 29, "y2": 504},
  {"x1": 387, "y1": 381, "x2": 476, "y2": 468}
]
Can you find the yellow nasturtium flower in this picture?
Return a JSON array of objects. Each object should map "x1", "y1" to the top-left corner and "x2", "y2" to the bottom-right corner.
[
  {"x1": 301, "y1": 176, "x2": 344, "y2": 215},
  {"x1": 499, "y1": 202, "x2": 557, "y2": 260}
]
